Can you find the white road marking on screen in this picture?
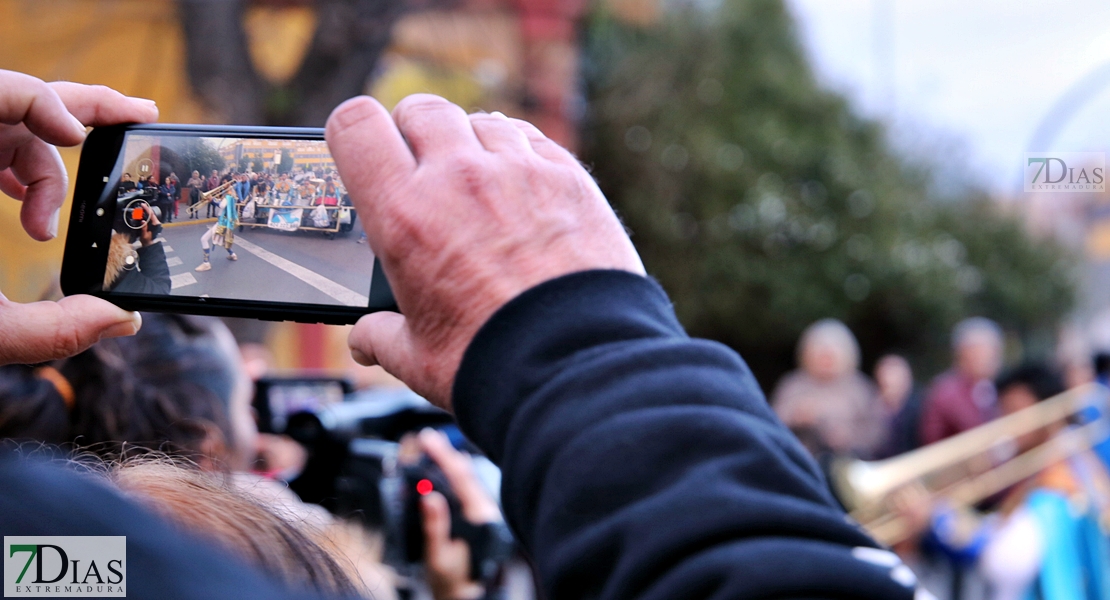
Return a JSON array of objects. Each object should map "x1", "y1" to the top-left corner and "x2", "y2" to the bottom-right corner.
[
  {"x1": 171, "y1": 273, "x2": 197, "y2": 289},
  {"x1": 163, "y1": 245, "x2": 174, "y2": 253},
  {"x1": 234, "y1": 237, "x2": 369, "y2": 307},
  {"x1": 166, "y1": 256, "x2": 183, "y2": 267}
]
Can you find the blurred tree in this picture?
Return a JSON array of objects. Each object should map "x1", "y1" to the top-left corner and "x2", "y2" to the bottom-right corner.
[
  {"x1": 582, "y1": 0, "x2": 1076, "y2": 390},
  {"x1": 177, "y1": 0, "x2": 452, "y2": 126}
]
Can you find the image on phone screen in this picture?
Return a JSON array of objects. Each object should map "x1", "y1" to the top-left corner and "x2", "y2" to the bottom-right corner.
[{"x1": 102, "y1": 132, "x2": 373, "y2": 307}]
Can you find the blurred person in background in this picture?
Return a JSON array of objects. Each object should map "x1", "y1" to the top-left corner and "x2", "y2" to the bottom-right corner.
[
  {"x1": 977, "y1": 363, "x2": 1110, "y2": 600},
  {"x1": 0, "y1": 314, "x2": 256, "y2": 469},
  {"x1": 772, "y1": 318, "x2": 885, "y2": 458},
  {"x1": 874, "y1": 354, "x2": 925, "y2": 459},
  {"x1": 920, "y1": 318, "x2": 1005, "y2": 445},
  {"x1": 186, "y1": 169, "x2": 204, "y2": 218},
  {"x1": 0, "y1": 311, "x2": 504, "y2": 600},
  {"x1": 206, "y1": 168, "x2": 221, "y2": 217},
  {"x1": 901, "y1": 364, "x2": 1110, "y2": 600},
  {"x1": 110, "y1": 458, "x2": 364, "y2": 597}
]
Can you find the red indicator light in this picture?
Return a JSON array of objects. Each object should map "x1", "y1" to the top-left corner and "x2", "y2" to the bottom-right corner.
[
  {"x1": 416, "y1": 478, "x2": 434, "y2": 495},
  {"x1": 132, "y1": 208, "x2": 144, "y2": 220}
]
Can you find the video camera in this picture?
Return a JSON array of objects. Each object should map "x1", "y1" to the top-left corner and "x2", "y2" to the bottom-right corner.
[
  {"x1": 252, "y1": 378, "x2": 515, "y2": 584},
  {"x1": 114, "y1": 189, "x2": 162, "y2": 239}
]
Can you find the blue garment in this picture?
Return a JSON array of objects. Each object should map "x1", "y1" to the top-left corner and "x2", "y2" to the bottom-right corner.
[
  {"x1": 452, "y1": 270, "x2": 916, "y2": 600},
  {"x1": 1023, "y1": 489, "x2": 1110, "y2": 600},
  {"x1": 217, "y1": 194, "x2": 238, "y2": 229},
  {"x1": 235, "y1": 181, "x2": 250, "y2": 204}
]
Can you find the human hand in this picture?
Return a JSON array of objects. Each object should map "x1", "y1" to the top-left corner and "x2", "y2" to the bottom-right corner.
[
  {"x1": 139, "y1": 210, "x2": 161, "y2": 247},
  {"x1": 326, "y1": 94, "x2": 645, "y2": 409},
  {"x1": 418, "y1": 429, "x2": 501, "y2": 600},
  {"x1": 0, "y1": 70, "x2": 158, "y2": 365}
]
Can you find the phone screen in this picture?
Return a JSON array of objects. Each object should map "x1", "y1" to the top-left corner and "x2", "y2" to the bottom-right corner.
[
  {"x1": 102, "y1": 132, "x2": 373, "y2": 308},
  {"x1": 260, "y1": 378, "x2": 349, "y2": 433}
]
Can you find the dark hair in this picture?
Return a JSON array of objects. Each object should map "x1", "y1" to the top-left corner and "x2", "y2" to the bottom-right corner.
[
  {"x1": 1094, "y1": 353, "x2": 1110, "y2": 377},
  {"x1": 995, "y1": 363, "x2": 1065, "y2": 402},
  {"x1": 0, "y1": 314, "x2": 239, "y2": 462}
]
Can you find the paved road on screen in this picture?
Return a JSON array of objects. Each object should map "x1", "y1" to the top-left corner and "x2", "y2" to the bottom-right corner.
[{"x1": 157, "y1": 217, "x2": 374, "y2": 307}]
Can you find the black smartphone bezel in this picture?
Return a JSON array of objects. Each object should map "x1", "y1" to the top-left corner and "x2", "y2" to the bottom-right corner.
[{"x1": 61, "y1": 123, "x2": 395, "y2": 325}]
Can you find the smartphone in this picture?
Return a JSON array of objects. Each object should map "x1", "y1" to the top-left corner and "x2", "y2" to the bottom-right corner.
[{"x1": 61, "y1": 123, "x2": 395, "y2": 325}]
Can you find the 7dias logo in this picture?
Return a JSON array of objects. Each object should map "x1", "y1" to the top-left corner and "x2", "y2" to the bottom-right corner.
[
  {"x1": 1024, "y1": 152, "x2": 1105, "y2": 192},
  {"x1": 4, "y1": 537, "x2": 125, "y2": 597}
]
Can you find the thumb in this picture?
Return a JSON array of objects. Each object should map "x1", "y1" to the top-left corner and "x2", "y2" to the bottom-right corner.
[
  {"x1": 0, "y1": 295, "x2": 141, "y2": 365},
  {"x1": 347, "y1": 310, "x2": 436, "y2": 397}
]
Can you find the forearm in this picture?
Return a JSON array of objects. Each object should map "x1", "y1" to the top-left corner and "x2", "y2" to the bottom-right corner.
[{"x1": 453, "y1": 271, "x2": 916, "y2": 599}]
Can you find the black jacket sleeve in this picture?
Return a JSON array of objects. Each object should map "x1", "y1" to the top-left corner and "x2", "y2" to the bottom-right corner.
[
  {"x1": 112, "y1": 243, "x2": 171, "y2": 295},
  {"x1": 453, "y1": 271, "x2": 918, "y2": 600}
]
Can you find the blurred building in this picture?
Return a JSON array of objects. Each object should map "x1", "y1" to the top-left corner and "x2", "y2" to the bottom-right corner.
[{"x1": 0, "y1": 0, "x2": 655, "y2": 370}]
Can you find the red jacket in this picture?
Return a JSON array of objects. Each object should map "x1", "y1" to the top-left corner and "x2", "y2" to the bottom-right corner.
[{"x1": 919, "y1": 370, "x2": 997, "y2": 444}]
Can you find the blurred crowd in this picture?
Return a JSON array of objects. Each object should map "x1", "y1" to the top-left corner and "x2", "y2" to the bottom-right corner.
[
  {"x1": 772, "y1": 317, "x2": 1110, "y2": 600},
  {"x1": 0, "y1": 314, "x2": 529, "y2": 600}
]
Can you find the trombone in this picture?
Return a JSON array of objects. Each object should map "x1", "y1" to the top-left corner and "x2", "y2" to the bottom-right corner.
[
  {"x1": 832, "y1": 383, "x2": 1110, "y2": 546},
  {"x1": 185, "y1": 180, "x2": 234, "y2": 217}
]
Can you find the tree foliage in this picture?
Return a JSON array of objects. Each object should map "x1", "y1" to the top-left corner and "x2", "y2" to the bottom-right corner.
[{"x1": 582, "y1": 0, "x2": 1076, "y2": 389}]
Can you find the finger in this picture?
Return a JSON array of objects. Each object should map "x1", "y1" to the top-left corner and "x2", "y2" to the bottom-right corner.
[
  {"x1": 0, "y1": 295, "x2": 141, "y2": 365},
  {"x1": 9, "y1": 139, "x2": 67, "y2": 240},
  {"x1": 506, "y1": 117, "x2": 580, "y2": 166},
  {"x1": 49, "y1": 82, "x2": 159, "y2": 128},
  {"x1": 421, "y1": 491, "x2": 452, "y2": 554},
  {"x1": 0, "y1": 70, "x2": 87, "y2": 146},
  {"x1": 0, "y1": 169, "x2": 25, "y2": 200},
  {"x1": 468, "y1": 112, "x2": 533, "y2": 154},
  {"x1": 420, "y1": 428, "x2": 501, "y2": 523},
  {"x1": 392, "y1": 94, "x2": 482, "y2": 162},
  {"x1": 326, "y1": 96, "x2": 416, "y2": 220},
  {"x1": 347, "y1": 311, "x2": 426, "y2": 392}
]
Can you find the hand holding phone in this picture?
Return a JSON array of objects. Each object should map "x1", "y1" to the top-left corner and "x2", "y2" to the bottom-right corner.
[
  {"x1": 62, "y1": 124, "x2": 396, "y2": 324},
  {"x1": 0, "y1": 70, "x2": 154, "y2": 365}
]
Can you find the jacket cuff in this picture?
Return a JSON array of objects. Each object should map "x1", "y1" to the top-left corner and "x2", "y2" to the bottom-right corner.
[{"x1": 451, "y1": 269, "x2": 686, "y2": 463}]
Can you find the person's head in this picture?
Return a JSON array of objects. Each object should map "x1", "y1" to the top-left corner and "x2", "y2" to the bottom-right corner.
[
  {"x1": 0, "y1": 314, "x2": 256, "y2": 470},
  {"x1": 874, "y1": 354, "x2": 913, "y2": 410},
  {"x1": 109, "y1": 460, "x2": 359, "y2": 595},
  {"x1": 996, "y1": 363, "x2": 1065, "y2": 417},
  {"x1": 952, "y1": 317, "x2": 1003, "y2": 381},
  {"x1": 797, "y1": 319, "x2": 860, "y2": 381},
  {"x1": 121, "y1": 173, "x2": 131, "y2": 182},
  {"x1": 995, "y1": 363, "x2": 1066, "y2": 450},
  {"x1": 192, "y1": 170, "x2": 199, "y2": 178},
  {"x1": 211, "y1": 169, "x2": 218, "y2": 177}
]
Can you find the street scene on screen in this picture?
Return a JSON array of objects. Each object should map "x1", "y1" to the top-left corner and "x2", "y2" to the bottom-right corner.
[{"x1": 104, "y1": 135, "x2": 372, "y2": 307}]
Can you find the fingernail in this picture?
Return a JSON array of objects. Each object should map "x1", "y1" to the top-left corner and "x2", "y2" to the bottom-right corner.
[
  {"x1": 133, "y1": 97, "x2": 157, "y2": 106},
  {"x1": 350, "y1": 347, "x2": 372, "y2": 366},
  {"x1": 47, "y1": 208, "x2": 60, "y2": 239},
  {"x1": 69, "y1": 114, "x2": 88, "y2": 140},
  {"x1": 491, "y1": 111, "x2": 508, "y2": 119},
  {"x1": 101, "y1": 312, "x2": 142, "y2": 339}
]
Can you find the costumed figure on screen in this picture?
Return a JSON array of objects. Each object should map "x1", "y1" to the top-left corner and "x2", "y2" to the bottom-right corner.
[{"x1": 195, "y1": 188, "x2": 240, "y2": 272}]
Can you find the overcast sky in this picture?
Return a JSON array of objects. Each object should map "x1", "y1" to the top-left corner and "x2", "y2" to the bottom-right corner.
[{"x1": 786, "y1": 0, "x2": 1110, "y2": 197}]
